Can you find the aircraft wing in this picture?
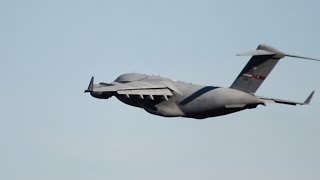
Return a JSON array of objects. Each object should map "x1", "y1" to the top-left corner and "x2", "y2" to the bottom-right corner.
[
  {"x1": 258, "y1": 91, "x2": 315, "y2": 106},
  {"x1": 117, "y1": 88, "x2": 172, "y2": 96},
  {"x1": 94, "y1": 81, "x2": 169, "y2": 91},
  {"x1": 85, "y1": 77, "x2": 173, "y2": 100}
]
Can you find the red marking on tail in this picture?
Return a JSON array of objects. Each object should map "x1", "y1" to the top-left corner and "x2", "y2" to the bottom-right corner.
[{"x1": 243, "y1": 73, "x2": 266, "y2": 80}]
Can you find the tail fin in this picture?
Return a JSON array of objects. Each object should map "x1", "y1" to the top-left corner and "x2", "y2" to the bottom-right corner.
[{"x1": 230, "y1": 44, "x2": 320, "y2": 94}]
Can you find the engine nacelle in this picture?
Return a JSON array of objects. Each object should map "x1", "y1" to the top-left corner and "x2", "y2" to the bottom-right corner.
[{"x1": 90, "y1": 92, "x2": 113, "y2": 99}]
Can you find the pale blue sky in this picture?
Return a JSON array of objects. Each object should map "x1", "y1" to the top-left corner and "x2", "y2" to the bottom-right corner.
[{"x1": 0, "y1": 0, "x2": 319, "y2": 180}]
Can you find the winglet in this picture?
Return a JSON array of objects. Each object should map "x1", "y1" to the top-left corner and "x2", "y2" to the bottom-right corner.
[
  {"x1": 84, "y1": 76, "x2": 94, "y2": 93},
  {"x1": 303, "y1": 91, "x2": 315, "y2": 105},
  {"x1": 257, "y1": 91, "x2": 315, "y2": 106}
]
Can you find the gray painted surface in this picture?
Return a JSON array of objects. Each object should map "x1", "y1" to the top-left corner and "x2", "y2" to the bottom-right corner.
[{"x1": 85, "y1": 44, "x2": 317, "y2": 119}]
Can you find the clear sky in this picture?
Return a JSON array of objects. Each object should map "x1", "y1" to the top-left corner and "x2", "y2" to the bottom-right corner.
[{"x1": 0, "y1": 0, "x2": 319, "y2": 180}]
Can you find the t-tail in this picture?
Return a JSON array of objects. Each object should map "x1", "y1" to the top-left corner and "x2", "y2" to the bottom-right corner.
[
  {"x1": 230, "y1": 44, "x2": 320, "y2": 93},
  {"x1": 230, "y1": 44, "x2": 319, "y2": 105}
]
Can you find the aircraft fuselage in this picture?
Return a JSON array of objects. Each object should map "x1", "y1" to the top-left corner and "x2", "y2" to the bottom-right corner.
[
  {"x1": 86, "y1": 45, "x2": 316, "y2": 119},
  {"x1": 90, "y1": 73, "x2": 263, "y2": 119}
]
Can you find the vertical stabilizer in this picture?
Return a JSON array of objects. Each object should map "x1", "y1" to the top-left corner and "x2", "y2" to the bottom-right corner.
[{"x1": 230, "y1": 44, "x2": 285, "y2": 93}]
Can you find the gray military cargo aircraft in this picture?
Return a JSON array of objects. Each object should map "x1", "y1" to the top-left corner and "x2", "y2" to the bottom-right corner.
[{"x1": 85, "y1": 44, "x2": 319, "y2": 119}]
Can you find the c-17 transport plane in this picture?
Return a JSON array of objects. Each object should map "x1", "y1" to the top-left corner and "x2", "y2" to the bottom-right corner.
[{"x1": 85, "y1": 44, "x2": 319, "y2": 119}]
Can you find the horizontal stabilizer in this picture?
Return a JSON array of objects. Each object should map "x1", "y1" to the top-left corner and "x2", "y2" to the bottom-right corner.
[
  {"x1": 237, "y1": 45, "x2": 320, "y2": 61},
  {"x1": 258, "y1": 91, "x2": 315, "y2": 106},
  {"x1": 285, "y1": 54, "x2": 320, "y2": 62},
  {"x1": 237, "y1": 49, "x2": 276, "y2": 56}
]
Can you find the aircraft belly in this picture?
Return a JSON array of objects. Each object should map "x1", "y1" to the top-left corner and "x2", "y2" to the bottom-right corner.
[
  {"x1": 116, "y1": 94, "x2": 185, "y2": 117},
  {"x1": 113, "y1": 82, "x2": 262, "y2": 119},
  {"x1": 144, "y1": 100, "x2": 185, "y2": 117},
  {"x1": 178, "y1": 88, "x2": 261, "y2": 119},
  {"x1": 178, "y1": 89, "x2": 222, "y2": 115}
]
